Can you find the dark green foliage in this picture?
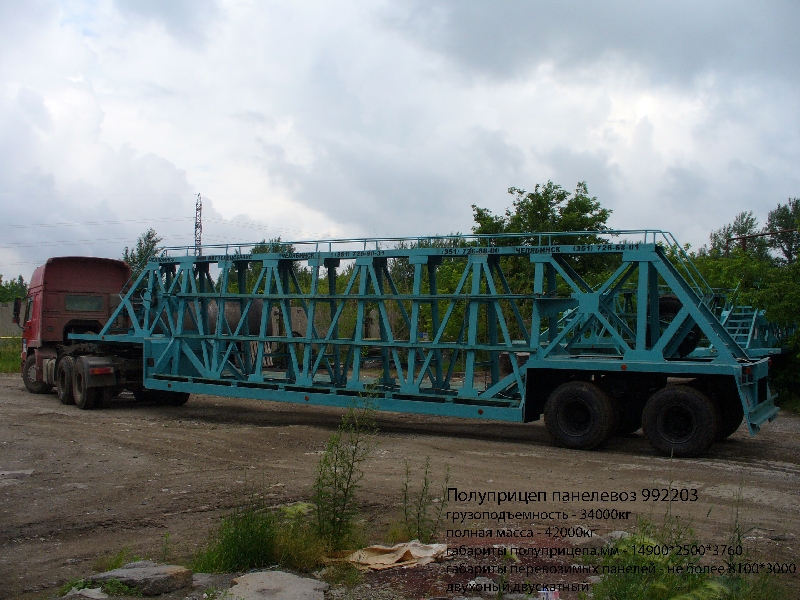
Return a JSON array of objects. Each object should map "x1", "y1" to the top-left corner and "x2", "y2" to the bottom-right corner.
[
  {"x1": 707, "y1": 211, "x2": 771, "y2": 262},
  {"x1": 189, "y1": 493, "x2": 278, "y2": 573},
  {"x1": 123, "y1": 228, "x2": 163, "y2": 277},
  {"x1": 0, "y1": 338, "x2": 21, "y2": 373},
  {"x1": 766, "y1": 197, "x2": 800, "y2": 264},
  {"x1": 0, "y1": 274, "x2": 26, "y2": 302},
  {"x1": 58, "y1": 577, "x2": 141, "y2": 597},
  {"x1": 472, "y1": 181, "x2": 611, "y2": 238}
]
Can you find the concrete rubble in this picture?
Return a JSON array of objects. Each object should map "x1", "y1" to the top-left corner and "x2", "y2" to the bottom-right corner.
[
  {"x1": 63, "y1": 588, "x2": 108, "y2": 599},
  {"x1": 227, "y1": 571, "x2": 329, "y2": 600},
  {"x1": 90, "y1": 560, "x2": 193, "y2": 596}
]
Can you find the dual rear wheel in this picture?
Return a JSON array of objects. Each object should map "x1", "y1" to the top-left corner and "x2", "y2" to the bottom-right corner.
[
  {"x1": 544, "y1": 381, "x2": 737, "y2": 457},
  {"x1": 55, "y1": 356, "x2": 190, "y2": 409}
]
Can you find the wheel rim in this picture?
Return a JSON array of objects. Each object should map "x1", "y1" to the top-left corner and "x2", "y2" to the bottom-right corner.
[
  {"x1": 26, "y1": 363, "x2": 37, "y2": 383},
  {"x1": 657, "y1": 404, "x2": 697, "y2": 444},
  {"x1": 557, "y1": 397, "x2": 593, "y2": 436}
]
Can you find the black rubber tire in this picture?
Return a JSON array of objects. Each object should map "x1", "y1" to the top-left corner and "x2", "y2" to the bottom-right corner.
[
  {"x1": 642, "y1": 385, "x2": 718, "y2": 457},
  {"x1": 56, "y1": 357, "x2": 76, "y2": 405},
  {"x1": 714, "y1": 396, "x2": 745, "y2": 441},
  {"x1": 72, "y1": 357, "x2": 100, "y2": 410},
  {"x1": 23, "y1": 354, "x2": 52, "y2": 394},
  {"x1": 544, "y1": 381, "x2": 617, "y2": 450},
  {"x1": 655, "y1": 295, "x2": 702, "y2": 358}
]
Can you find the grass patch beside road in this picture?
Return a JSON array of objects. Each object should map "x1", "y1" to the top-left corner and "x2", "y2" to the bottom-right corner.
[{"x1": 0, "y1": 337, "x2": 21, "y2": 373}]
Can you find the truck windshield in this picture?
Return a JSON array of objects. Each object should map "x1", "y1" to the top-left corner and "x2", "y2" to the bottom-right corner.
[{"x1": 65, "y1": 295, "x2": 104, "y2": 312}]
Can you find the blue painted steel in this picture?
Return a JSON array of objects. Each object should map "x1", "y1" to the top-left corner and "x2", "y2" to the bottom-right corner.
[{"x1": 73, "y1": 230, "x2": 777, "y2": 434}]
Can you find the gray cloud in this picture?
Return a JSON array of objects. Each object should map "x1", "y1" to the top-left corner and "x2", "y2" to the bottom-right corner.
[
  {"x1": 113, "y1": 0, "x2": 220, "y2": 44},
  {"x1": 0, "y1": 1, "x2": 798, "y2": 276},
  {"x1": 383, "y1": 0, "x2": 800, "y2": 85}
]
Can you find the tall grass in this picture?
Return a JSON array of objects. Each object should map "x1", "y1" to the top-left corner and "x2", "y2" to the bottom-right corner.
[
  {"x1": 585, "y1": 515, "x2": 787, "y2": 600},
  {"x1": 189, "y1": 496, "x2": 328, "y2": 574},
  {"x1": 0, "y1": 337, "x2": 21, "y2": 373}
]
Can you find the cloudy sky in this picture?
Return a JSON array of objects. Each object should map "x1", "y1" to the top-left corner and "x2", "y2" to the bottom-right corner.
[{"x1": 1, "y1": 0, "x2": 798, "y2": 278}]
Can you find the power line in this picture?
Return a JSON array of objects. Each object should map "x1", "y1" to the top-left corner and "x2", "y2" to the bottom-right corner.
[{"x1": 0, "y1": 217, "x2": 193, "y2": 229}]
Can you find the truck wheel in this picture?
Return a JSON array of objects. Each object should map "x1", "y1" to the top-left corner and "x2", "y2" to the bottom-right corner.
[
  {"x1": 56, "y1": 357, "x2": 76, "y2": 405},
  {"x1": 714, "y1": 396, "x2": 745, "y2": 441},
  {"x1": 72, "y1": 357, "x2": 100, "y2": 410},
  {"x1": 642, "y1": 385, "x2": 717, "y2": 457},
  {"x1": 544, "y1": 382, "x2": 617, "y2": 450},
  {"x1": 23, "y1": 354, "x2": 53, "y2": 394},
  {"x1": 656, "y1": 295, "x2": 702, "y2": 358}
]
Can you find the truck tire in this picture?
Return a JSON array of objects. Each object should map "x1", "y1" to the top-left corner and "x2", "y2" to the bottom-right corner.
[
  {"x1": 642, "y1": 385, "x2": 717, "y2": 457},
  {"x1": 56, "y1": 357, "x2": 76, "y2": 405},
  {"x1": 23, "y1": 354, "x2": 53, "y2": 394},
  {"x1": 714, "y1": 396, "x2": 745, "y2": 441},
  {"x1": 72, "y1": 357, "x2": 100, "y2": 410},
  {"x1": 544, "y1": 381, "x2": 617, "y2": 450},
  {"x1": 655, "y1": 295, "x2": 702, "y2": 358}
]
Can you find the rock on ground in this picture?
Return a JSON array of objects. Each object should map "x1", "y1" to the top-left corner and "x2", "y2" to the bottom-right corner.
[
  {"x1": 91, "y1": 560, "x2": 192, "y2": 596},
  {"x1": 63, "y1": 588, "x2": 108, "y2": 599},
  {"x1": 227, "y1": 571, "x2": 329, "y2": 600}
]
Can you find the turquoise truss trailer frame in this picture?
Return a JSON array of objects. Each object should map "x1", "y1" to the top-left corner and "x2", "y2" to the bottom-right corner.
[{"x1": 74, "y1": 229, "x2": 778, "y2": 457}]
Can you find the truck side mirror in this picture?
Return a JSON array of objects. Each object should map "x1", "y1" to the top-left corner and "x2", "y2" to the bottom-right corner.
[{"x1": 12, "y1": 297, "x2": 21, "y2": 324}]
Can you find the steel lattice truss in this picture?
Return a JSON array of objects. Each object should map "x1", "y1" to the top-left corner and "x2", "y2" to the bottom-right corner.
[{"x1": 89, "y1": 230, "x2": 775, "y2": 428}]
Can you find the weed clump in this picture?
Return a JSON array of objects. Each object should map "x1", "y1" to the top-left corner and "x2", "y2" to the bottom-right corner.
[
  {"x1": 58, "y1": 577, "x2": 141, "y2": 597},
  {"x1": 585, "y1": 515, "x2": 787, "y2": 600},
  {"x1": 311, "y1": 401, "x2": 377, "y2": 551},
  {"x1": 189, "y1": 490, "x2": 278, "y2": 573},
  {"x1": 389, "y1": 457, "x2": 450, "y2": 544},
  {"x1": 0, "y1": 338, "x2": 21, "y2": 373}
]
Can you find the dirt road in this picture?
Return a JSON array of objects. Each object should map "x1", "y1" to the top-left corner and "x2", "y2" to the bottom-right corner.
[{"x1": 1, "y1": 373, "x2": 798, "y2": 598}]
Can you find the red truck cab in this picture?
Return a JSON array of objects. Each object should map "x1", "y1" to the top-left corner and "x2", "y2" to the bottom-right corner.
[{"x1": 19, "y1": 257, "x2": 131, "y2": 393}]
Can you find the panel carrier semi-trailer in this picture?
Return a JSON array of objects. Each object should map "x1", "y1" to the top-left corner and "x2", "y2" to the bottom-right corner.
[{"x1": 16, "y1": 229, "x2": 780, "y2": 458}]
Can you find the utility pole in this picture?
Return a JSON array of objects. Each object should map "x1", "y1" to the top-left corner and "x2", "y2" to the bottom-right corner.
[
  {"x1": 725, "y1": 227, "x2": 798, "y2": 257},
  {"x1": 194, "y1": 193, "x2": 202, "y2": 256}
]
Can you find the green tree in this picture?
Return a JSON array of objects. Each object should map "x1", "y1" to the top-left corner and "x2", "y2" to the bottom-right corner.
[
  {"x1": 766, "y1": 197, "x2": 800, "y2": 264},
  {"x1": 123, "y1": 228, "x2": 163, "y2": 277},
  {"x1": 0, "y1": 275, "x2": 27, "y2": 302},
  {"x1": 472, "y1": 181, "x2": 611, "y2": 240},
  {"x1": 707, "y1": 211, "x2": 771, "y2": 261}
]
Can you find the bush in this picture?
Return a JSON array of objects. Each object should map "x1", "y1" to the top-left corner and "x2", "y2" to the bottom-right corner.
[
  {"x1": 190, "y1": 495, "x2": 329, "y2": 574},
  {"x1": 189, "y1": 492, "x2": 278, "y2": 573},
  {"x1": 0, "y1": 338, "x2": 21, "y2": 373},
  {"x1": 390, "y1": 457, "x2": 450, "y2": 544},
  {"x1": 312, "y1": 401, "x2": 377, "y2": 551},
  {"x1": 585, "y1": 515, "x2": 786, "y2": 600}
]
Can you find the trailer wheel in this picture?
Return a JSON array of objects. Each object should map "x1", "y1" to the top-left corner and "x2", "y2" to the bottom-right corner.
[
  {"x1": 655, "y1": 295, "x2": 702, "y2": 358},
  {"x1": 714, "y1": 396, "x2": 745, "y2": 441},
  {"x1": 72, "y1": 358, "x2": 100, "y2": 410},
  {"x1": 56, "y1": 357, "x2": 76, "y2": 405},
  {"x1": 642, "y1": 385, "x2": 717, "y2": 457},
  {"x1": 544, "y1": 382, "x2": 617, "y2": 449},
  {"x1": 23, "y1": 354, "x2": 53, "y2": 394}
]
